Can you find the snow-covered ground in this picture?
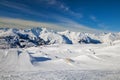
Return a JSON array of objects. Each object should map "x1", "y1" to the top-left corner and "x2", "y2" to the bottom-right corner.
[
  {"x1": 0, "y1": 28, "x2": 120, "y2": 80},
  {"x1": 1, "y1": 70, "x2": 120, "y2": 80},
  {"x1": 1, "y1": 43, "x2": 120, "y2": 80}
]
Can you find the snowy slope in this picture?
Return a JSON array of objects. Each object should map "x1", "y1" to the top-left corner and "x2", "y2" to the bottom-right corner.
[
  {"x1": 0, "y1": 28, "x2": 120, "y2": 80},
  {"x1": 1, "y1": 43, "x2": 120, "y2": 71}
]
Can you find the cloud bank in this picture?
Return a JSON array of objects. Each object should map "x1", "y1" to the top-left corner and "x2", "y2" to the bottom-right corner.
[
  {"x1": 0, "y1": 17, "x2": 103, "y2": 33},
  {"x1": 0, "y1": 0, "x2": 109, "y2": 33}
]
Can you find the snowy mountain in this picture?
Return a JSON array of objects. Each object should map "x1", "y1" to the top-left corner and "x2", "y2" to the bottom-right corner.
[
  {"x1": 1, "y1": 27, "x2": 120, "y2": 80},
  {"x1": 0, "y1": 27, "x2": 120, "y2": 48}
]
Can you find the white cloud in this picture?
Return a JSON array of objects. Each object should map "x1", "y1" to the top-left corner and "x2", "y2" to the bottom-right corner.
[
  {"x1": 90, "y1": 15, "x2": 97, "y2": 22},
  {"x1": 47, "y1": 0, "x2": 57, "y2": 5},
  {"x1": 0, "y1": 17, "x2": 102, "y2": 33},
  {"x1": 53, "y1": 16, "x2": 100, "y2": 32},
  {"x1": 0, "y1": 0, "x2": 49, "y2": 19},
  {"x1": 0, "y1": 0, "x2": 105, "y2": 33},
  {"x1": 37, "y1": 0, "x2": 82, "y2": 18},
  {"x1": 0, "y1": 17, "x2": 66, "y2": 31},
  {"x1": 0, "y1": 1, "x2": 27, "y2": 10},
  {"x1": 0, "y1": 0, "x2": 83, "y2": 20},
  {"x1": 70, "y1": 11, "x2": 83, "y2": 18},
  {"x1": 89, "y1": 15, "x2": 109, "y2": 31},
  {"x1": 60, "y1": 4, "x2": 69, "y2": 11},
  {"x1": 98, "y1": 23, "x2": 108, "y2": 30}
]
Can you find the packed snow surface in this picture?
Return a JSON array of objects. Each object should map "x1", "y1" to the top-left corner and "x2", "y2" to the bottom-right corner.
[{"x1": 0, "y1": 28, "x2": 120, "y2": 80}]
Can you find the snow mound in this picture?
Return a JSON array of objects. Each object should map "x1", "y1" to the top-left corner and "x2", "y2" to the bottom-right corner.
[{"x1": 0, "y1": 49, "x2": 34, "y2": 71}]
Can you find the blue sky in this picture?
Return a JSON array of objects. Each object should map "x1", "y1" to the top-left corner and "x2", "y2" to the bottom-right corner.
[{"x1": 0, "y1": 0, "x2": 120, "y2": 32}]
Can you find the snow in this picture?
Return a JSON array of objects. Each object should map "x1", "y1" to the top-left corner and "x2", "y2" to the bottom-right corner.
[
  {"x1": 0, "y1": 28, "x2": 120, "y2": 80},
  {"x1": 0, "y1": 43, "x2": 120, "y2": 79},
  {"x1": 0, "y1": 27, "x2": 120, "y2": 48}
]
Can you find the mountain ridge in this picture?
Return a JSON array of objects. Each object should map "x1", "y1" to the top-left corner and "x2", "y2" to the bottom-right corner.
[{"x1": 0, "y1": 27, "x2": 119, "y2": 48}]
